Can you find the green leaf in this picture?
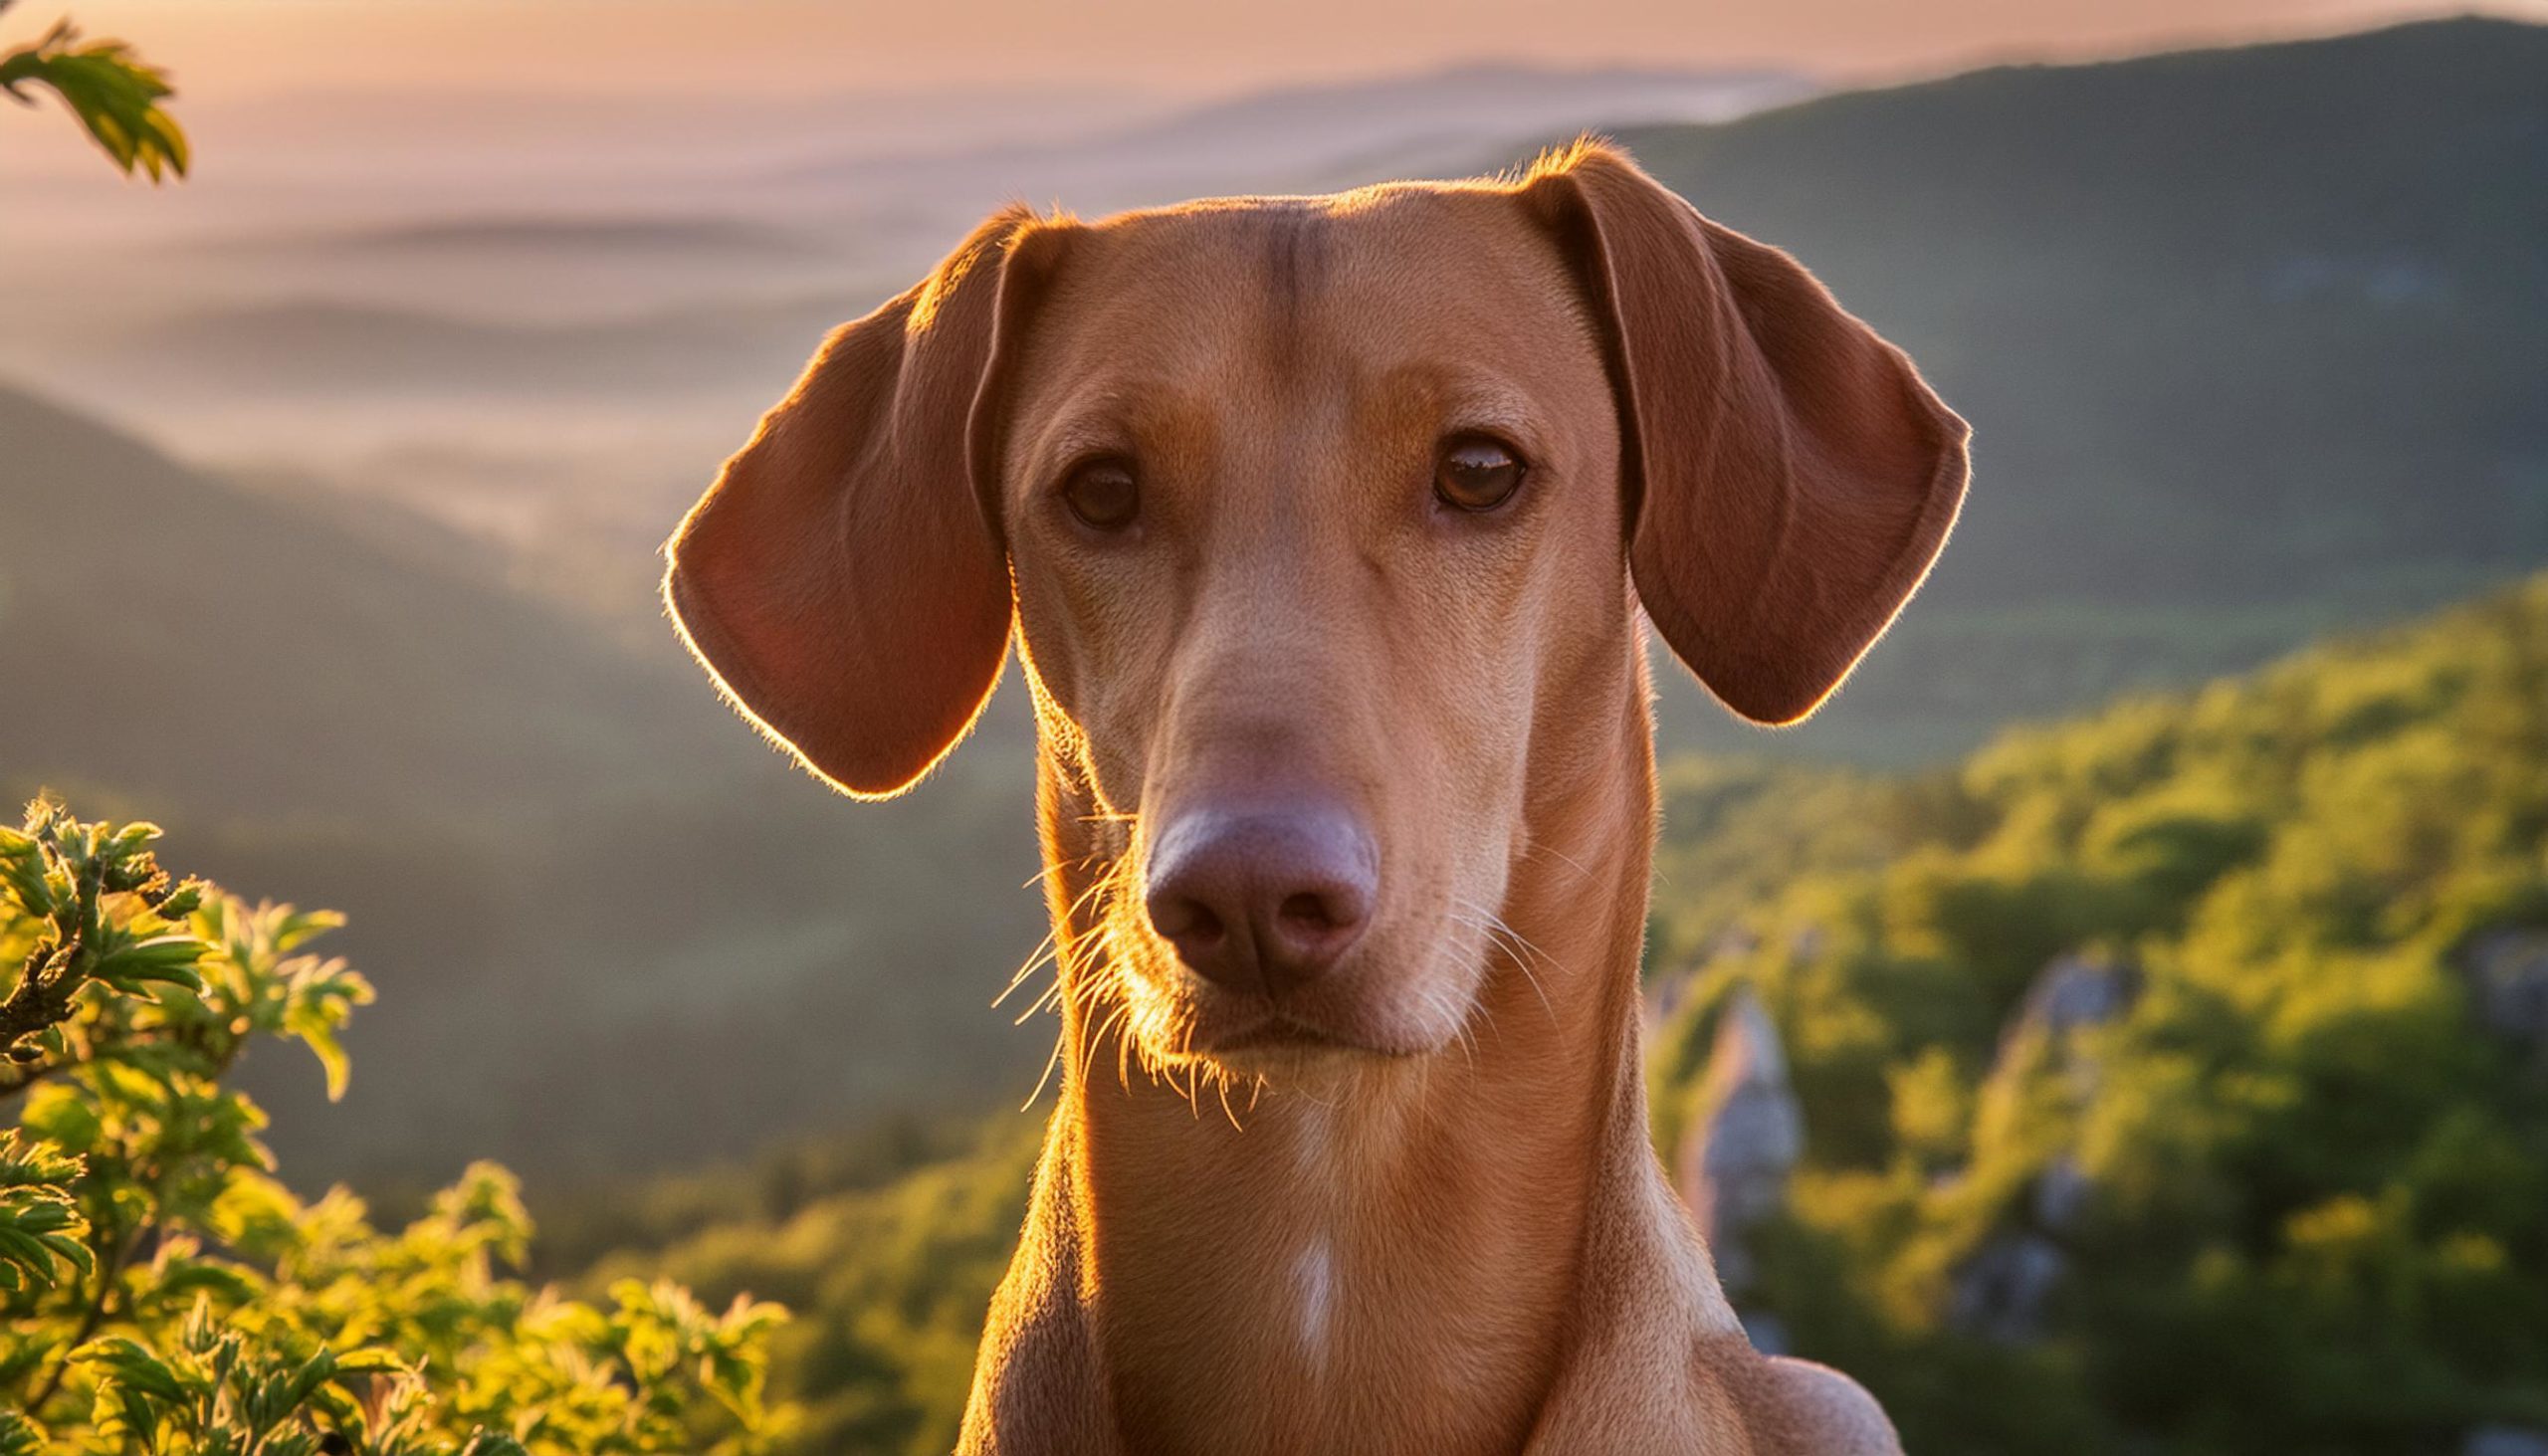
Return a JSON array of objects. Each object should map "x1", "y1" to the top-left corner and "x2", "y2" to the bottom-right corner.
[
  {"x1": 94, "y1": 933, "x2": 207, "y2": 992},
  {"x1": 71, "y1": 1336, "x2": 193, "y2": 1404},
  {"x1": 0, "y1": 24, "x2": 189, "y2": 182},
  {"x1": 0, "y1": 1409, "x2": 50, "y2": 1456}
]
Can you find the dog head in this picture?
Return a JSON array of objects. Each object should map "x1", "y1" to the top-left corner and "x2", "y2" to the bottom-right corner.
[{"x1": 665, "y1": 143, "x2": 1967, "y2": 1077}]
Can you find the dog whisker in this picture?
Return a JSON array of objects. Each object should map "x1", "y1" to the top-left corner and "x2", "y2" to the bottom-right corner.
[
  {"x1": 1518, "y1": 839, "x2": 1601, "y2": 887},
  {"x1": 1450, "y1": 896, "x2": 1562, "y2": 1026},
  {"x1": 992, "y1": 931, "x2": 1063, "y2": 1008},
  {"x1": 997, "y1": 872, "x2": 1120, "y2": 1016},
  {"x1": 1020, "y1": 852, "x2": 1108, "y2": 893},
  {"x1": 1023, "y1": 1026, "x2": 1068, "y2": 1111}
]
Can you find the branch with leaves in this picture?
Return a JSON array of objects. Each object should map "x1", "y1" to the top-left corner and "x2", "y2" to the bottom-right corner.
[
  {"x1": 0, "y1": 1, "x2": 188, "y2": 182},
  {"x1": 1, "y1": 806, "x2": 212, "y2": 1094}
]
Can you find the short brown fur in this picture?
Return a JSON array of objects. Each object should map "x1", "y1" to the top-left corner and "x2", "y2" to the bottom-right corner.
[{"x1": 666, "y1": 142, "x2": 1968, "y2": 1455}]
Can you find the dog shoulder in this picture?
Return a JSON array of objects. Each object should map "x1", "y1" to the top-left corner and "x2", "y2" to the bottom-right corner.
[
  {"x1": 1698, "y1": 1336, "x2": 1905, "y2": 1456},
  {"x1": 958, "y1": 1154, "x2": 1124, "y2": 1456}
]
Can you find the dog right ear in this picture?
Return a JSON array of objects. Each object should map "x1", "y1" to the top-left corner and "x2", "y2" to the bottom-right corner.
[
  {"x1": 1518, "y1": 143, "x2": 1969, "y2": 727},
  {"x1": 664, "y1": 208, "x2": 1067, "y2": 798}
]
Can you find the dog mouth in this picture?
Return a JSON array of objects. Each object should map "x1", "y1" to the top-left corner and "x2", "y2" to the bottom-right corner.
[
  {"x1": 1121, "y1": 954, "x2": 1470, "y2": 1073},
  {"x1": 1175, "y1": 1011, "x2": 1425, "y2": 1083},
  {"x1": 1211, "y1": 1016, "x2": 1352, "y2": 1054},
  {"x1": 1106, "y1": 906, "x2": 1489, "y2": 1076},
  {"x1": 1130, "y1": 995, "x2": 1376, "y2": 1067}
]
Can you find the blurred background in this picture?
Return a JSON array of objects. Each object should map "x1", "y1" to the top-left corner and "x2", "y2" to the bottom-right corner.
[{"x1": 4, "y1": 1, "x2": 2546, "y2": 1450}]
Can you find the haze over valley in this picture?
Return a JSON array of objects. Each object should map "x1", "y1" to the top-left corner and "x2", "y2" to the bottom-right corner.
[{"x1": 4, "y1": 19, "x2": 2542, "y2": 1185}]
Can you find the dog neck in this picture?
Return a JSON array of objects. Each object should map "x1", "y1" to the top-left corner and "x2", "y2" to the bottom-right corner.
[{"x1": 999, "y1": 643, "x2": 1735, "y2": 1455}]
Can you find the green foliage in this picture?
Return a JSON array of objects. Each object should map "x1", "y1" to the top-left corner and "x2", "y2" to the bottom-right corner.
[
  {"x1": 1, "y1": 802, "x2": 791, "y2": 1453},
  {"x1": 0, "y1": 4, "x2": 187, "y2": 181},
  {"x1": 585, "y1": 1122, "x2": 1038, "y2": 1456},
  {"x1": 1651, "y1": 575, "x2": 2548, "y2": 1453},
  {"x1": 576, "y1": 574, "x2": 2548, "y2": 1454},
  {"x1": 0, "y1": 381, "x2": 1045, "y2": 1186}
]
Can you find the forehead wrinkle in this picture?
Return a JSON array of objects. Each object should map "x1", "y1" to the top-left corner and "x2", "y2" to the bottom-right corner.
[{"x1": 1262, "y1": 205, "x2": 1330, "y2": 373}]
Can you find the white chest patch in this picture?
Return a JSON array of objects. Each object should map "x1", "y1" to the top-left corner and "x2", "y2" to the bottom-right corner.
[{"x1": 1294, "y1": 1239, "x2": 1336, "y2": 1355}]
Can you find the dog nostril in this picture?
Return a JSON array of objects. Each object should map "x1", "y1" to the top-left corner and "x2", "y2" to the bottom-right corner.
[
  {"x1": 1278, "y1": 892, "x2": 1331, "y2": 929},
  {"x1": 1278, "y1": 891, "x2": 1361, "y2": 935},
  {"x1": 1157, "y1": 892, "x2": 1233, "y2": 953},
  {"x1": 1155, "y1": 897, "x2": 1226, "y2": 948}
]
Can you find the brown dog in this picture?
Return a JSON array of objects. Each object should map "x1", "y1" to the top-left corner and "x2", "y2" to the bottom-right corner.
[{"x1": 665, "y1": 141, "x2": 1967, "y2": 1455}]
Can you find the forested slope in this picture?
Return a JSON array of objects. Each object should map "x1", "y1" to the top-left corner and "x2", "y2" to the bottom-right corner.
[{"x1": 589, "y1": 572, "x2": 2548, "y2": 1455}]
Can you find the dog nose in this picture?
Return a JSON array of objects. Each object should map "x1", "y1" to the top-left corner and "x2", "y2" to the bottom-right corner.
[{"x1": 1144, "y1": 800, "x2": 1378, "y2": 997}]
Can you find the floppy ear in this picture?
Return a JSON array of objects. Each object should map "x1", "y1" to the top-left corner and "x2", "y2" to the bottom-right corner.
[
  {"x1": 1521, "y1": 144, "x2": 1970, "y2": 725},
  {"x1": 665, "y1": 208, "x2": 1054, "y2": 797}
]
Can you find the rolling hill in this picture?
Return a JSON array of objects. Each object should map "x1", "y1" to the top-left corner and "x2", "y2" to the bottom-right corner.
[
  {"x1": 773, "y1": 62, "x2": 1807, "y2": 212},
  {"x1": 39, "y1": 19, "x2": 2543, "y2": 766},
  {"x1": 0, "y1": 383, "x2": 1047, "y2": 1185},
  {"x1": 1598, "y1": 16, "x2": 2548, "y2": 759}
]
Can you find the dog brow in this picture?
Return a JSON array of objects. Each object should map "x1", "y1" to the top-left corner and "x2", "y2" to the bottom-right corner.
[{"x1": 1261, "y1": 206, "x2": 1327, "y2": 371}]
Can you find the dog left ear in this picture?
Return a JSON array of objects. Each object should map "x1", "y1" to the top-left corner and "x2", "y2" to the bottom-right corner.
[
  {"x1": 664, "y1": 207, "x2": 1065, "y2": 797},
  {"x1": 1520, "y1": 143, "x2": 1970, "y2": 725}
]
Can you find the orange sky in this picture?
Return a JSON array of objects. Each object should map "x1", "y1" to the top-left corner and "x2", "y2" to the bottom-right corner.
[{"x1": 42, "y1": 0, "x2": 2548, "y2": 99}]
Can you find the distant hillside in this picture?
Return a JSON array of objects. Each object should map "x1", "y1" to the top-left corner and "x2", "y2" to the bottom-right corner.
[
  {"x1": 778, "y1": 63, "x2": 1809, "y2": 208},
  {"x1": 595, "y1": 570, "x2": 2548, "y2": 1456},
  {"x1": 0, "y1": 383, "x2": 693, "y2": 821},
  {"x1": 0, "y1": 383, "x2": 1046, "y2": 1184},
  {"x1": 318, "y1": 215, "x2": 830, "y2": 257},
  {"x1": 57, "y1": 20, "x2": 2546, "y2": 767},
  {"x1": 50, "y1": 65, "x2": 1805, "y2": 404},
  {"x1": 1596, "y1": 16, "x2": 2548, "y2": 760},
  {"x1": 103, "y1": 293, "x2": 872, "y2": 398}
]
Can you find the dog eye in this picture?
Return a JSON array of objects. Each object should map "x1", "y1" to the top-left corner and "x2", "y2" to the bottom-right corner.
[
  {"x1": 1434, "y1": 436, "x2": 1524, "y2": 513},
  {"x1": 1062, "y1": 460, "x2": 1140, "y2": 530}
]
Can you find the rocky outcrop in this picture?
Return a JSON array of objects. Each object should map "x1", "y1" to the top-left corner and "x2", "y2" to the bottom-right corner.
[
  {"x1": 1949, "y1": 1233, "x2": 2068, "y2": 1344},
  {"x1": 1948, "y1": 951, "x2": 2142, "y2": 1342},
  {"x1": 2031, "y1": 1152, "x2": 2094, "y2": 1232},
  {"x1": 1676, "y1": 987, "x2": 1805, "y2": 1299},
  {"x1": 2463, "y1": 1427, "x2": 2548, "y2": 1456},
  {"x1": 1995, "y1": 951, "x2": 2140, "y2": 1097},
  {"x1": 2459, "y1": 928, "x2": 2548, "y2": 1065}
]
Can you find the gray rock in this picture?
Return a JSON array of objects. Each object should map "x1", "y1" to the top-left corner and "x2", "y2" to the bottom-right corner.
[
  {"x1": 2460, "y1": 929, "x2": 2548, "y2": 1059},
  {"x1": 1641, "y1": 971, "x2": 1690, "y2": 1029},
  {"x1": 2463, "y1": 1426, "x2": 2548, "y2": 1456},
  {"x1": 1676, "y1": 988, "x2": 1805, "y2": 1295},
  {"x1": 2032, "y1": 1153, "x2": 2094, "y2": 1233},
  {"x1": 1950, "y1": 1233, "x2": 2068, "y2": 1344},
  {"x1": 1985, "y1": 951, "x2": 2140, "y2": 1109},
  {"x1": 1945, "y1": 952, "x2": 2146, "y2": 1341},
  {"x1": 2013, "y1": 951, "x2": 2140, "y2": 1047}
]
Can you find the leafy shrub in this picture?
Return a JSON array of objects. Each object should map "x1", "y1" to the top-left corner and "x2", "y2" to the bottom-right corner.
[{"x1": 0, "y1": 801, "x2": 790, "y2": 1453}]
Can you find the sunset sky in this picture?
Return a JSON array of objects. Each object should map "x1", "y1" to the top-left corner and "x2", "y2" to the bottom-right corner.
[{"x1": 46, "y1": 0, "x2": 2548, "y2": 98}]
